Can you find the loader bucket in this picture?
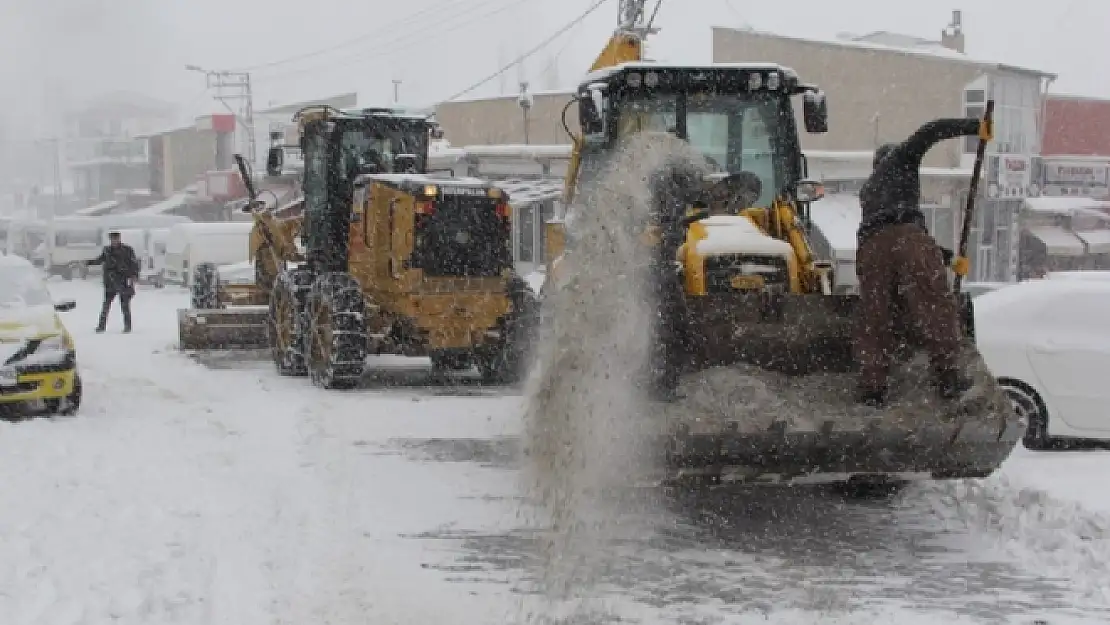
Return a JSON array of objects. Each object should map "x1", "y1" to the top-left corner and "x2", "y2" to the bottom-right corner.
[
  {"x1": 177, "y1": 307, "x2": 270, "y2": 351},
  {"x1": 653, "y1": 292, "x2": 1024, "y2": 485}
]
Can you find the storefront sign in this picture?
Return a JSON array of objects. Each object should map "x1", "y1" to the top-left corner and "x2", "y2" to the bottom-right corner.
[
  {"x1": 993, "y1": 155, "x2": 1032, "y2": 198},
  {"x1": 1043, "y1": 162, "x2": 1109, "y2": 186}
]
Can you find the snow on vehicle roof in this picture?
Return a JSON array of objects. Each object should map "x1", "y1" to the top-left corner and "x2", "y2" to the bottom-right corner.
[
  {"x1": 809, "y1": 193, "x2": 861, "y2": 255},
  {"x1": 695, "y1": 215, "x2": 794, "y2": 257},
  {"x1": 0, "y1": 253, "x2": 35, "y2": 270},
  {"x1": 974, "y1": 277, "x2": 1110, "y2": 317},
  {"x1": 581, "y1": 62, "x2": 799, "y2": 86}
]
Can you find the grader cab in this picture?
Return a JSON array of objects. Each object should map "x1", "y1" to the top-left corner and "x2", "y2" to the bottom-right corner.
[{"x1": 266, "y1": 106, "x2": 536, "y2": 388}]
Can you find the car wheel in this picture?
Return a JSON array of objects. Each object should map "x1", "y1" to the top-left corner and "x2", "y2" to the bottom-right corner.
[{"x1": 1000, "y1": 380, "x2": 1055, "y2": 451}]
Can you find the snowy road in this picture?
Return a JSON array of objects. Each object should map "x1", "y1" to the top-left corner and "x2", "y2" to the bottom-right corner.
[{"x1": 1, "y1": 279, "x2": 1108, "y2": 624}]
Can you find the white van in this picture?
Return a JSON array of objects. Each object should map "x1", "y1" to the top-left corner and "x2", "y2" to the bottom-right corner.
[
  {"x1": 141, "y1": 228, "x2": 171, "y2": 286},
  {"x1": 37, "y1": 217, "x2": 104, "y2": 279},
  {"x1": 163, "y1": 222, "x2": 253, "y2": 287}
]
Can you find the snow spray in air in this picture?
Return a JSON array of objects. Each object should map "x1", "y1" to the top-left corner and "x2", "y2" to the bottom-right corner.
[{"x1": 519, "y1": 132, "x2": 713, "y2": 618}]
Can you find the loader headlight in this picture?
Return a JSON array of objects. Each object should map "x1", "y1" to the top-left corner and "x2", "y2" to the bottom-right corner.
[
  {"x1": 748, "y1": 73, "x2": 762, "y2": 90},
  {"x1": 644, "y1": 72, "x2": 659, "y2": 87},
  {"x1": 35, "y1": 334, "x2": 68, "y2": 354},
  {"x1": 626, "y1": 72, "x2": 643, "y2": 87},
  {"x1": 765, "y1": 71, "x2": 781, "y2": 90}
]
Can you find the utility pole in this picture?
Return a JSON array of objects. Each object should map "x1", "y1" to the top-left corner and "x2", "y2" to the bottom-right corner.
[
  {"x1": 186, "y1": 65, "x2": 257, "y2": 165},
  {"x1": 393, "y1": 80, "x2": 402, "y2": 104}
]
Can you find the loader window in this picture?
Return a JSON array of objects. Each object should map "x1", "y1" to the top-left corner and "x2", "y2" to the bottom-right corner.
[
  {"x1": 340, "y1": 120, "x2": 429, "y2": 174},
  {"x1": 685, "y1": 94, "x2": 792, "y2": 208},
  {"x1": 617, "y1": 96, "x2": 678, "y2": 137},
  {"x1": 612, "y1": 88, "x2": 799, "y2": 208}
]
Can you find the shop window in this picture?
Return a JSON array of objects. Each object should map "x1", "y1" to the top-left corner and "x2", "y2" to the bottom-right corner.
[
  {"x1": 964, "y1": 89, "x2": 986, "y2": 104},
  {"x1": 964, "y1": 104, "x2": 985, "y2": 154}
]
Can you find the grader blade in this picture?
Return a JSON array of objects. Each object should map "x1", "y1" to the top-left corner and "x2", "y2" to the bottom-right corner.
[{"x1": 177, "y1": 307, "x2": 270, "y2": 351}]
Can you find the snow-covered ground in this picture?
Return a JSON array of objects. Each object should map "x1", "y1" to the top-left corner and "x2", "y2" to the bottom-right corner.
[{"x1": 0, "y1": 278, "x2": 1108, "y2": 624}]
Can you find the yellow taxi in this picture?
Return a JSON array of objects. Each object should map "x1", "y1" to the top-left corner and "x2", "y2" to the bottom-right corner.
[{"x1": 0, "y1": 254, "x2": 82, "y2": 416}]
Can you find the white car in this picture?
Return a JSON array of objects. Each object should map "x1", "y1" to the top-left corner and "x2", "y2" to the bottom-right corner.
[{"x1": 974, "y1": 278, "x2": 1110, "y2": 449}]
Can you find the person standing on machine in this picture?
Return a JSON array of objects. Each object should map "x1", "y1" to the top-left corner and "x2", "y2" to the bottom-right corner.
[{"x1": 854, "y1": 116, "x2": 992, "y2": 407}]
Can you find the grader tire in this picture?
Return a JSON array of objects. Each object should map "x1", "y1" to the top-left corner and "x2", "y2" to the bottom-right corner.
[
  {"x1": 306, "y1": 272, "x2": 367, "y2": 390},
  {"x1": 191, "y1": 263, "x2": 220, "y2": 310},
  {"x1": 478, "y1": 275, "x2": 539, "y2": 385},
  {"x1": 268, "y1": 268, "x2": 313, "y2": 377}
]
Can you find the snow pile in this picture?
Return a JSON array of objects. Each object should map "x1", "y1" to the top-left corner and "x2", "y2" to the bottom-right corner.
[
  {"x1": 521, "y1": 132, "x2": 711, "y2": 619},
  {"x1": 918, "y1": 475, "x2": 1110, "y2": 605}
]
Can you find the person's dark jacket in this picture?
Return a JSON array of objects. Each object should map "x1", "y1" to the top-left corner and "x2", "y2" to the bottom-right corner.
[
  {"x1": 87, "y1": 243, "x2": 140, "y2": 292},
  {"x1": 857, "y1": 118, "x2": 981, "y2": 245}
]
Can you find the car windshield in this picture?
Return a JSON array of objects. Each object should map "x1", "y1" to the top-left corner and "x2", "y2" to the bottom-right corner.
[{"x1": 0, "y1": 266, "x2": 53, "y2": 308}]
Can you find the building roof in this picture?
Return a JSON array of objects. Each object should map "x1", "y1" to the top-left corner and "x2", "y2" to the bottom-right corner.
[
  {"x1": 712, "y1": 26, "x2": 1055, "y2": 79},
  {"x1": 259, "y1": 92, "x2": 358, "y2": 116},
  {"x1": 1042, "y1": 95, "x2": 1110, "y2": 157},
  {"x1": 441, "y1": 89, "x2": 574, "y2": 106}
]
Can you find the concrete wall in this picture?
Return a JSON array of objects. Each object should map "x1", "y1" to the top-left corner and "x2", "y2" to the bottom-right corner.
[
  {"x1": 149, "y1": 127, "x2": 219, "y2": 196},
  {"x1": 712, "y1": 27, "x2": 981, "y2": 168},
  {"x1": 435, "y1": 92, "x2": 577, "y2": 146}
]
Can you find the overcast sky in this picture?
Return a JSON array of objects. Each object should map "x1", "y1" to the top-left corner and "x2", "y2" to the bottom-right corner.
[{"x1": 2, "y1": 0, "x2": 1107, "y2": 137}]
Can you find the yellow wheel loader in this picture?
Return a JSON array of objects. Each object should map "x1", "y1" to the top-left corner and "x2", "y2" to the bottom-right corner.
[
  {"x1": 177, "y1": 155, "x2": 305, "y2": 351},
  {"x1": 539, "y1": 62, "x2": 1022, "y2": 487},
  {"x1": 267, "y1": 106, "x2": 537, "y2": 388}
]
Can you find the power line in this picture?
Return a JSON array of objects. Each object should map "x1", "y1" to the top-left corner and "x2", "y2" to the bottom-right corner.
[
  {"x1": 445, "y1": 0, "x2": 613, "y2": 102},
  {"x1": 251, "y1": 0, "x2": 533, "y2": 83},
  {"x1": 230, "y1": 0, "x2": 468, "y2": 72}
]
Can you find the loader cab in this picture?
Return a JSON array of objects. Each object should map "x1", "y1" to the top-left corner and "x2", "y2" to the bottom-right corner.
[
  {"x1": 295, "y1": 106, "x2": 436, "y2": 273},
  {"x1": 575, "y1": 63, "x2": 828, "y2": 210}
]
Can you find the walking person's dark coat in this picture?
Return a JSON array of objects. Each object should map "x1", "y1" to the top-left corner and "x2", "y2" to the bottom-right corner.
[
  {"x1": 87, "y1": 231, "x2": 140, "y2": 333},
  {"x1": 854, "y1": 117, "x2": 991, "y2": 407}
]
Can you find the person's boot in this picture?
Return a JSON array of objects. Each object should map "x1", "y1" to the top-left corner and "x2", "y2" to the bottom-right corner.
[
  {"x1": 123, "y1": 325, "x2": 132, "y2": 333},
  {"x1": 935, "y1": 368, "x2": 973, "y2": 401},
  {"x1": 95, "y1": 327, "x2": 105, "y2": 334}
]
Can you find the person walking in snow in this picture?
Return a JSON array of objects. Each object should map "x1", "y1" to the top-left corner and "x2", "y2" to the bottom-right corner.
[
  {"x1": 854, "y1": 116, "x2": 992, "y2": 408},
  {"x1": 87, "y1": 231, "x2": 140, "y2": 333}
]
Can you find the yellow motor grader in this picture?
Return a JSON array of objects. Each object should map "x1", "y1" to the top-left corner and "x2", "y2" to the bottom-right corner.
[
  {"x1": 541, "y1": 58, "x2": 1022, "y2": 486},
  {"x1": 264, "y1": 106, "x2": 536, "y2": 388}
]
